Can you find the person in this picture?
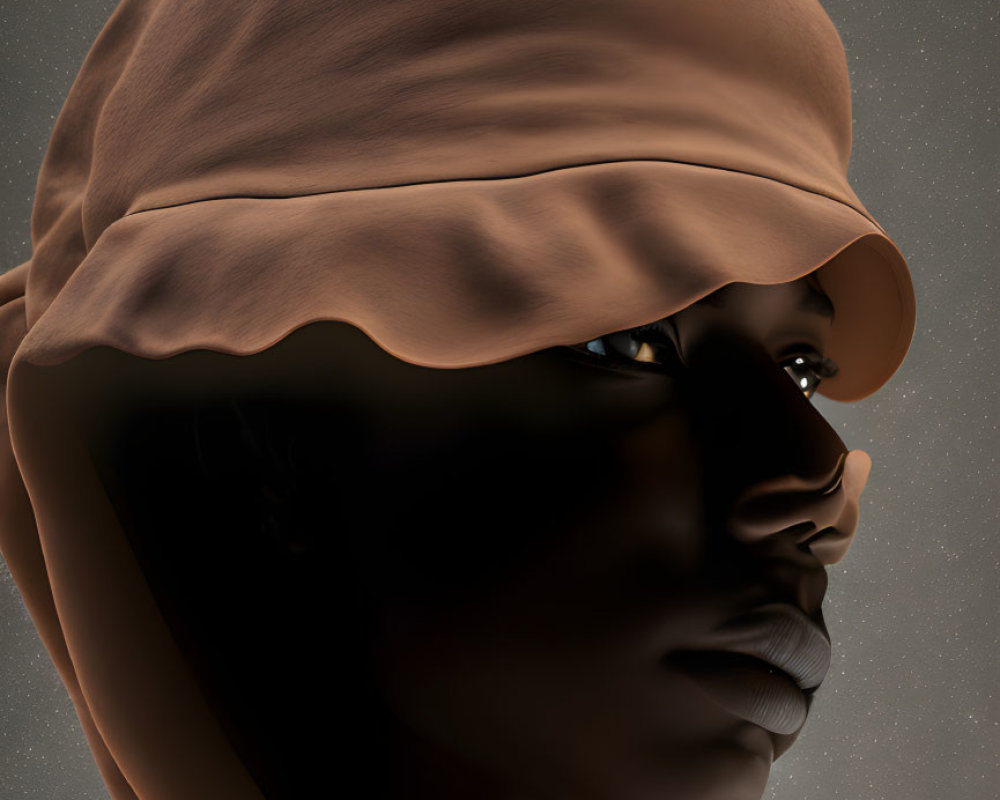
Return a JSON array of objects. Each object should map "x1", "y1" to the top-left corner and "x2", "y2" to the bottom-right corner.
[{"x1": 0, "y1": 1, "x2": 915, "y2": 799}]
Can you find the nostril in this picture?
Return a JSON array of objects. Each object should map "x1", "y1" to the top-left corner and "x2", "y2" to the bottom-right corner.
[
  {"x1": 782, "y1": 521, "x2": 817, "y2": 539},
  {"x1": 727, "y1": 491, "x2": 836, "y2": 543},
  {"x1": 796, "y1": 526, "x2": 832, "y2": 553},
  {"x1": 778, "y1": 521, "x2": 829, "y2": 554}
]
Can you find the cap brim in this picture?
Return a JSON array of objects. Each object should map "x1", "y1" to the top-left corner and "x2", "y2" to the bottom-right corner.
[
  {"x1": 813, "y1": 233, "x2": 916, "y2": 401},
  {"x1": 17, "y1": 159, "x2": 914, "y2": 403}
]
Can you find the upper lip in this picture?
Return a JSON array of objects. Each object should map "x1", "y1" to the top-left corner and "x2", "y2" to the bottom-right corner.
[{"x1": 682, "y1": 603, "x2": 831, "y2": 691}]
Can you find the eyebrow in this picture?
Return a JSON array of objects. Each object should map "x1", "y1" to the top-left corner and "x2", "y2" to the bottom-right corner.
[{"x1": 692, "y1": 280, "x2": 835, "y2": 320}]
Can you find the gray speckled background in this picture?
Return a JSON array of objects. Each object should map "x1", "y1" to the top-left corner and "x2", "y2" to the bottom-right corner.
[{"x1": 1, "y1": 1, "x2": 997, "y2": 798}]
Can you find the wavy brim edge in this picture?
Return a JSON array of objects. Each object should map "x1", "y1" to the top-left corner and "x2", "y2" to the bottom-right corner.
[
  {"x1": 812, "y1": 232, "x2": 916, "y2": 401},
  {"x1": 16, "y1": 159, "x2": 914, "y2": 399}
]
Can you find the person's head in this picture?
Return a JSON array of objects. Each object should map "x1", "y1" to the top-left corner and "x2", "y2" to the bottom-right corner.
[
  {"x1": 101, "y1": 271, "x2": 873, "y2": 800},
  {"x1": 3, "y1": 0, "x2": 918, "y2": 797}
]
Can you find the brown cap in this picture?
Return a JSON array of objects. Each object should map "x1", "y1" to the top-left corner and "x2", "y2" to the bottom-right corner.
[{"x1": 0, "y1": 0, "x2": 915, "y2": 797}]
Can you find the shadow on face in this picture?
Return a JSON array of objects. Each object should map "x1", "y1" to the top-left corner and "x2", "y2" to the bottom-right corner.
[{"x1": 79, "y1": 277, "x2": 869, "y2": 800}]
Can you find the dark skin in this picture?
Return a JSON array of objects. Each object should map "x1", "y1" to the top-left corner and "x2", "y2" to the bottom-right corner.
[{"x1": 82, "y1": 275, "x2": 872, "y2": 800}]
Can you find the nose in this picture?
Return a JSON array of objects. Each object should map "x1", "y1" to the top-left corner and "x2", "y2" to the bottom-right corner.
[
  {"x1": 685, "y1": 332, "x2": 872, "y2": 567},
  {"x1": 726, "y1": 449, "x2": 872, "y2": 565}
]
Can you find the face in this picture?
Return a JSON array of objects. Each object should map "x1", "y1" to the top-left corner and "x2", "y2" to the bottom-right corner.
[
  {"x1": 330, "y1": 275, "x2": 870, "y2": 800},
  {"x1": 97, "y1": 274, "x2": 872, "y2": 800}
]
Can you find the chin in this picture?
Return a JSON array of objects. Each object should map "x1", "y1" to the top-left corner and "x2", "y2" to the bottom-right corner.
[{"x1": 467, "y1": 730, "x2": 776, "y2": 800}]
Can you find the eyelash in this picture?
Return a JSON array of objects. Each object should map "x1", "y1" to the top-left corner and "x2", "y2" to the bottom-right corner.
[
  {"x1": 568, "y1": 323, "x2": 839, "y2": 399},
  {"x1": 781, "y1": 350, "x2": 839, "y2": 398},
  {"x1": 574, "y1": 322, "x2": 681, "y2": 371}
]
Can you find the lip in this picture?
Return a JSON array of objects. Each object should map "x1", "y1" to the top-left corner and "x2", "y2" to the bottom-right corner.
[
  {"x1": 663, "y1": 603, "x2": 832, "y2": 736},
  {"x1": 689, "y1": 602, "x2": 832, "y2": 691}
]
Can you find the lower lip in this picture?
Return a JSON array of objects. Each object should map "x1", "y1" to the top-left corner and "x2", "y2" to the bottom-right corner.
[{"x1": 665, "y1": 651, "x2": 808, "y2": 735}]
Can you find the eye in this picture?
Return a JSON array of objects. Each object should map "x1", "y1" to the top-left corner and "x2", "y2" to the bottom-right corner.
[
  {"x1": 569, "y1": 321, "x2": 684, "y2": 373},
  {"x1": 780, "y1": 350, "x2": 839, "y2": 399},
  {"x1": 570, "y1": 328, "x2": 838, "y2": 398}
]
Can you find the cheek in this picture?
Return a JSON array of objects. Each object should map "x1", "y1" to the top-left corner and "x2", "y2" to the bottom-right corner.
[
  {"x1": 348, "y1": 422, "x2": 623, "y2": 602},
  {"x1": 351, "y1": 396, "x2": 707, "y2": 612},
  {"x1": 605, "y1": 407, "x2": 708, "y2": 570},
  {"x1": 364, "y1": 405, "x2": 772, "y2": 799},
  {"x1": 371, "y1": 596, "x2": 772, "y2": 800}
]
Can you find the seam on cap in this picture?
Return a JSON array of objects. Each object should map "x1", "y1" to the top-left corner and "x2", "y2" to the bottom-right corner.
[{"x1": 121, "y1": 157, "x2": 883, "y2": 229}]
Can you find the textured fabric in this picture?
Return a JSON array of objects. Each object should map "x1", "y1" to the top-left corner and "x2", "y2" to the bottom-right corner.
[{"x1": 0, "y1": 1, "x2": 915, "y2": 798}]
